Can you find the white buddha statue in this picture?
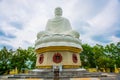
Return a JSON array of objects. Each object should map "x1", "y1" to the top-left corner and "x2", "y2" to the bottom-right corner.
[
  {"x1": 37, "y1": 7, "x2": 80, "y2": 39},
  {"x1": 46, "y1": 7, "x2": 72, "y2": 33}
]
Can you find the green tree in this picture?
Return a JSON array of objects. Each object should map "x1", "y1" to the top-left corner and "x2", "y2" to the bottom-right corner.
[
  {"x1": 104, "y1": 43, "x2": 117, "y2": 71},
  {"x1": 92, "y1": 44, "x2": 105, "y2": 69},
  {"x1": 10, "y1": 47, "x2": 26, "y2": 72},
  {"x1": 26, "y1": 47, "x2": 36, "y2": 69},
  {"x1": 0, "y1": 47, "x2": 12, "y2": 74},
  {"x1": 10, "y1": 47, "x2": 36, "y2": 73},
  {"x1": 116, "y1": 42, "x2": 120, "y2": 67},
  {"x1": 80, "y1": 44, "x2": 96, "y2": 68}
]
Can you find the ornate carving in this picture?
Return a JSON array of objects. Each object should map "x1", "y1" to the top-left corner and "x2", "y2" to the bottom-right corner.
[
  {"x1": 72, "y1": 54, "x2": 78, "y2": 63},
  {"x1": 53, "y1": 53, "x2": 62, "y2": 63},
  {"x1": 39, "y1": 54, "x2": 44, "y2": 64}
]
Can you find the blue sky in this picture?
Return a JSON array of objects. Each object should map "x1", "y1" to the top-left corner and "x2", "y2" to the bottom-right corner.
[{"x1": 0, "y1": 0, "x2": 120, "y2": 50}]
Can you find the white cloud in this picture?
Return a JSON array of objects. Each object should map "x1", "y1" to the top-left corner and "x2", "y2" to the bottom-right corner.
[
  {"x1": 79, "y1": 0, "x2": 120, "y2": 45},
  {"x1": 109, "y1": 36, "x2": 120, "y2": 43},
  {"x1": 0, "y1": 0, "x2": 50, "y2": 49},
  {"x1": 88, "y1": 0, "x2": 119, "y2": 35},
  {"x1": 100, "y1": 35, "x2": 120, "y2": 46},
  {"x1": 0, "y1": 0, "x2": 120, "y2": 49}
]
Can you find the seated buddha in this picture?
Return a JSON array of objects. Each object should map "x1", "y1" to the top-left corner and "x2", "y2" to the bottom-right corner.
[{"x1": 37, "y1": 7, "x2": 80, "y2": 39}]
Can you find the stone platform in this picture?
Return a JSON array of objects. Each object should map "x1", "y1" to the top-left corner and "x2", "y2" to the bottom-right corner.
[
  {"x1": 0, "y1": 69, "x2": 118, "y2": 80},
  {"x1": 4, "y1": 69, "x2": 117, "y2": 80},
  {"x1": 0, "y1": 72, "x2": 118, "y2": 80}
]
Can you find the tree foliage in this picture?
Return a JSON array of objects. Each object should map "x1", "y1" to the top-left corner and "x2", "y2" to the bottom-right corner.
[
  {"x1": 0, "y1": 42, "x2": 120, "y2": 74},
  {"x1": 80, "y1": 42, "x2": 120, "y2": 71},
  {"x1": 0, "y1": 47, "x2": 36, "y2": 75}
]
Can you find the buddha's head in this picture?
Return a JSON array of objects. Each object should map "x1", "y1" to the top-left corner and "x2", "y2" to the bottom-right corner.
[{"x1": 54, "y1": 7, "x2": 62, "y2": 16}]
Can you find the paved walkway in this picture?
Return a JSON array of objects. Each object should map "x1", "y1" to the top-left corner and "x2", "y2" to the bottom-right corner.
[
  {"x1": 0, "y1": 78, "x2": 117, "y2": 80},
  {"x1": 71, "y1": 78, "x2": 100, "y2": 80}
]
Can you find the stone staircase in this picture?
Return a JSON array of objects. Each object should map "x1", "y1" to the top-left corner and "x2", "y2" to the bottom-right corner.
[{"x1": 7, "y1": 69, "x2": 106, "y2": 79}]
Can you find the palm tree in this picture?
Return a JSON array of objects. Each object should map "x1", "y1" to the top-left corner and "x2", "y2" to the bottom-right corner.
[{"x1": 0, "y1": 47, "x2": 12, "y2": 74}]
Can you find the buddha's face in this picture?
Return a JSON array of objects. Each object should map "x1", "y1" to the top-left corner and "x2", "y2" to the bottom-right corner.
[{"x1": 55, "y1": 7, "x2": 62, "y2": 16}]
